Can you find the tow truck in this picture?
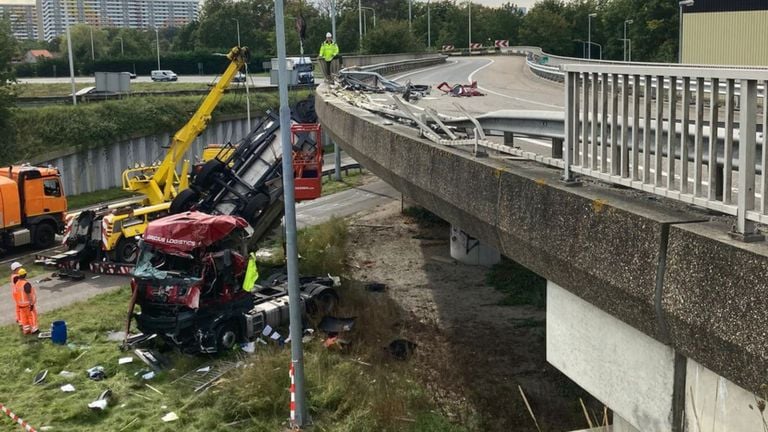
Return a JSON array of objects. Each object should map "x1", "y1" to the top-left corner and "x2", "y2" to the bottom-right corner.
[{"x1": 125, "y1": 211, "x2": 337, "y2": 353}]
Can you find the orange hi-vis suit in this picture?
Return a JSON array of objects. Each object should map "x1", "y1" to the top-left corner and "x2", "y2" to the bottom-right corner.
[
  {"x1": 10, "y1": 270, "x2": 20, "y2": 325},
  {"x1": 15, "y1": 278, "x2": 38, "y2": 334}
]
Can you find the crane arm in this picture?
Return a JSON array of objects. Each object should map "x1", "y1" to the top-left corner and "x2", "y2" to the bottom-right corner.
[{"x1": 123, "y1": 46, "x2": 250, "y2": 205}]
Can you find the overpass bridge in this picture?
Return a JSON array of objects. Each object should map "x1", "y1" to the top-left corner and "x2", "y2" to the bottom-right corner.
[{"x1": 318, "y1": 54, "x2": 768, "y2": 432}]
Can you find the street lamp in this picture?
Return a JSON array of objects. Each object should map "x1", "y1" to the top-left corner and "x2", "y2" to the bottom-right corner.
[
  {"x1": 408, "y1": 0, "x2": 412, "y2": 32},
  {"x1": 468, "y1": 0, "x2": 472, "y2": 52},
  {"x1": 623, "y1": 19, "x2": 633, "y2": 61},
  {"x1": 587, "y1": 13, "x2": 596, "y2": 60},
  {"x1": 358, "y1": 0, "x2": 362, "y2": 51},
  {"x1": 89, "y1": 26, "x2": 94, "y2": 61},
  {"x1": 427, "y1": 0, "x2": 431, "y2": 48},
  {"x1": 63, "y1": 0, "x2": 76, "y2": 105},
  {"x1": 231, "y1": 18, "x2": 250, "y2": 127},
  {"x1": 678, "y1": 0, "x2": 694, "y2": 63},
  {"x1": 232, "y1": 18, "x2": 241, "y2": 46},
  {"x1": 154, "y1": 28, "x2": 160, "y2": 70},
  {"x1": 361, "y1": 6, "x2": 375, "y2": 31},
  {"x1": 116, "y1": 36, "x2": 124, "y2": 56}
]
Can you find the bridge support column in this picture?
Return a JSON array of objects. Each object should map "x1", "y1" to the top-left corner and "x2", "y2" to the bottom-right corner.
[
  {"x1": 548, "y1": 280, "x2": 766, "y2": 432},
  {"x1": 503, "y1": 131, "x2": 515, "y2": 147},
  {"x1": 552, "y1": 138, "x2": 563, "y2": 159},
  {"x1": 449, "y1": 225, "x2": 500, "y2": 267}
]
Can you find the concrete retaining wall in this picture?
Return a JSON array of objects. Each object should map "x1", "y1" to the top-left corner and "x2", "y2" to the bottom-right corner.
[
  {"x1": 33, "y1": 116, "x2": 253, "y2": 196},
  {"x1": 341, "y1": 52, "x2": 444, "y2": 68}
]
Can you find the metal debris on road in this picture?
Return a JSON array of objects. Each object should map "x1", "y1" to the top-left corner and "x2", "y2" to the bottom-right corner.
[
  {"x1": 436, "y1": 81, "x2": 485, "y2": 97},
  {"x1": 173, "y1": 361, "x2": 238, "y2": 393}
]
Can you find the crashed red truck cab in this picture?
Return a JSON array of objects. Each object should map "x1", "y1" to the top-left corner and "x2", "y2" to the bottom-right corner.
[{"x1": 129, "y1": 211, "x2": 337, "y2": 354}]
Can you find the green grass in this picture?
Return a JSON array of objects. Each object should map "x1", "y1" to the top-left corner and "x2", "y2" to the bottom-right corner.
[
  {"x1": 14, "y1": 77, "x2": 270, "y2": 98},
  {"x1": 486, "y1": 258, "x2": 546, "y2": 308},
  {"x1": 67, "y1": 187, "x2": 139, "y2": 211},
  {"x1": 0, "y1": 263, "x2": 47, "y2": 284},
  {"x1": 0, "y1": 218, "x2": 463, "y2": 432},
  {"x1": 321, "y1": 170, "x2": 366, "y2": 196}
]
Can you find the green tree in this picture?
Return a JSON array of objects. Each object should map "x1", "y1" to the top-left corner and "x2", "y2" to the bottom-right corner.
[
  {"x1": 0, "y1": 18, "x2": 17, "y2": 164},
  {"x1": 61, "y1": 24, "x2": 110, "y2": 62},
  {"x1": 362, "y1": 20, "x2": 423, "y2": 54}
]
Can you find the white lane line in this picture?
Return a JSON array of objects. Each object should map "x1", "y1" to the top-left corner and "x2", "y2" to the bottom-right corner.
[
  {"x1": 390, "y1": 60, "x2": 459, "y2": 81},
  {"x1": 466, "y1": 59, "x2": 563, "y2": 109}
]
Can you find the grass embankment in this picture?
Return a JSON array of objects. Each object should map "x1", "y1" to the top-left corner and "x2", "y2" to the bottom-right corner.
[
  {"x1": 320, "y1": 170, "x2": 366, "y2": 196},
  {"x1": 14, "y1": 77, "x2": 270, "y2": 98},
  {"x1": 4, "y1": 89, "x2": 311, "y2": 166},
  {"x1": 0, "y1": 218, "x2": 461, "y2": 432},
  {"x1": 67, "y1": 187, "x2": 139, "y2": 211}
]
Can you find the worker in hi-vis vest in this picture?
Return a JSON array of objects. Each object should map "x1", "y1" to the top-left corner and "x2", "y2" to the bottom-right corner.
[
  {"x1": 9, "y1": 261, "x2": 22, "y2": 326},
  {"x1": 15, "y1": 269, "x2": 38, "y2": 334},
  {"x1": 318, "y1": 32, "x2": 339, "y2": 82}
]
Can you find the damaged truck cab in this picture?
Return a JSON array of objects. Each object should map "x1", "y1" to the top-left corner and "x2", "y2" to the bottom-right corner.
[{"x1": 129, "y1": 211, "x2": 336, "y2": 353}]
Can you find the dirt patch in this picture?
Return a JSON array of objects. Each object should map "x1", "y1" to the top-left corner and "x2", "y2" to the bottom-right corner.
[{"x1": 347, "y1": 201, "x2": 597, "y2": 432}]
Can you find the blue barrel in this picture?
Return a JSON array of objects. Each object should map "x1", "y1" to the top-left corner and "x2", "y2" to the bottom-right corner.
[{"x1": 51, "y1": 321, "x2": 67, "y2": 345}]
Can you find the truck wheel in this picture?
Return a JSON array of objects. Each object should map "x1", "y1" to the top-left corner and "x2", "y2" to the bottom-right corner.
[
  {"x1": 193, "y1": 159, "x2": 225, "y2": 190},
  {"x1": 169, "y1": 189, "x2": 199, "y2": 214},
  {"x1": 308, "y1": 289, "x2": 339, "y2": 317},
  {"x1": 243, "y1": 193, "x2": 271, "y2": 224},
  {"x1": 115, "y1": 238, "x2": 140, "y2": 264},
  {"x1": 33, "y1": 223, "x2": 56, "y2": 248},
  {"x1": 215, "y1": 322, "x2": 239, "y2": 352}
]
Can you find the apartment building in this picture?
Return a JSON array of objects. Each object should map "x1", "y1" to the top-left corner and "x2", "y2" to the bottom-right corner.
[{"x1": 0, "y1": 0, "x2": 39, "y2": 40}]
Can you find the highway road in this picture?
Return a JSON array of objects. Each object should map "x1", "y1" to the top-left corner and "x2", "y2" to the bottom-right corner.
[{"x1": 18, "y1": 74, "x2": 272, "y2": 86}]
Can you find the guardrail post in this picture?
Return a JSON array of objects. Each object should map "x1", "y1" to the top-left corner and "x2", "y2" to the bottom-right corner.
[
  {"x1": 562, "y1": 71, "x2": 579, "y2": 185},
  {"x1": 730, "y1": 79, "x2": 764, "y2": 242}
]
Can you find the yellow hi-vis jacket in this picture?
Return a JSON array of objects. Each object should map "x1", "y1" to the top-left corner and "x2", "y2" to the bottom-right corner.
[{"x1": 319, "y1": 41, "x2": 339, "y2": 62}]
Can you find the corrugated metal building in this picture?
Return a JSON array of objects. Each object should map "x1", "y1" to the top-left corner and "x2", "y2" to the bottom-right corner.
[{"x1": 682, "y1": 0, "x2": 768, "y2": 66}]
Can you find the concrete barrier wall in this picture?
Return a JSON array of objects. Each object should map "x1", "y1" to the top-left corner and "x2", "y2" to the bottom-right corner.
[
  {"x1": 341, "y1": 52, "x2": 443, "y2": 68},
  {"x1": 33, "y1": 116, "x2": 253, "y2": 196}
]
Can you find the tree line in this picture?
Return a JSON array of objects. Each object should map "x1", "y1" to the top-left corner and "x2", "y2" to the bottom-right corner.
[{"x1": 5, "y1": 0, "x2": 682, "y2": 77}]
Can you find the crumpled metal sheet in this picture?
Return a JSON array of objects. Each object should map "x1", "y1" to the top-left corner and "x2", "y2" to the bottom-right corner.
[{"x1": 142, "y1": 211, "x2": 248, "y2": 254}]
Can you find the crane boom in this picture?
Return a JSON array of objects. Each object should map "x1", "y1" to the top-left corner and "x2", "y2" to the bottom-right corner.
[{"x1": 123, "y1": 46, "x2": 251, "y2": 206}]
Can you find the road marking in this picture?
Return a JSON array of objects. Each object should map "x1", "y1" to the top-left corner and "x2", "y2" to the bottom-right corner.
[
  {"x1": 466, "y1": 59, "x2": 563, "y2": 109},
  {"x1": 390, "y1": 60, "x2": 459, "y2": 81}
]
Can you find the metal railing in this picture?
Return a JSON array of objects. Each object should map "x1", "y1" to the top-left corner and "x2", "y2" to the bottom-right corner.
[{"x1": 562, "y1": 64, "x2": 768, "y2": 239}]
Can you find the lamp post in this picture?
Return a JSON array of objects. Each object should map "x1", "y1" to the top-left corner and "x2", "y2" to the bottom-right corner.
[
  {"x1": 468, "y1": 0, "x2": 472, "y2": 52},
  {"x1": 361, "y1": 7, "x2": 375, "y2": 32},
  {"x1": 587, "y1": 13, "x2": 596, "y2": 60},
  {"x1": 427, "y1": 0, "x2": 431, "y2": 48},
  {"x1": 89, "y1": 26, "x2": 94, "y2": 61},
  {"x1": 232, "y1": 18, "x2": 241, "y2": 46},
  {"x1": 154, "y1": 28, "x2": 160, "y2": 70},
  {"x1": 408, "y1": 0, "x2": 412, "y2": 32},
  {"x1": 358, "y1": 0, "x2": 362, "y2": 51},
  {"x1": 116, "y1": 36, "x2": 124, "y2": 56},
  {"x1": 623, "y1": 19, "x2": 633, "y2": 61},
  {"x1": 64, "y1": 1, "x2": 76, "y2": 105},
  {"x1": 232, "y1": 18, "x2": 250, "y2": 127},
  {"x1": 678, "y1": 0, "x2": 694, "y2": 63},
  {"x1": 330, "y1": 0, "x2": 336, "y2": 41}
]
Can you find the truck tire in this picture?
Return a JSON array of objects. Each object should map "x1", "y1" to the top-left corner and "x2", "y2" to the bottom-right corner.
[
  {"x1": 243, "y1": 193, "x2": 270, "y2": 224},
  {"x1": 33, "y1": 223, "x2": 56, "y2": 249},
  {"x1": 215, "y1": 322, "x2": 239, "y2": 352},
  {"x1": 307, "y1": 289, "x2": 339, "y2": 317},
  {"x1": 170, "y1": 189, "x2": 200, "y2": 214},
  {"x1": 193, "y1": 159, "x2": 225, "y2": 190},
  {"x1": 115, "y1": 238, "x2": 140, "y2": 264}
]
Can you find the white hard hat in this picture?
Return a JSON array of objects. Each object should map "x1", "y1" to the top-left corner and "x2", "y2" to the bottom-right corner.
[
  {"x1": 326, "y1": 32, "x2": 333, "y2": 38},
  {"x1": 10, "y1": 262, "x2": 22, "y2": 271}
]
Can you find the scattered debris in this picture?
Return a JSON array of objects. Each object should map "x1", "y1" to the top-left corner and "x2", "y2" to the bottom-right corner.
[
  {"x1": 436, "y1": 81, "x2": 485, "y2": 97},
  {"x1": 88, "y1": 389, "x2": 112, "y2": 411},
  {"x1": 318, "y1": 316, "x2": 356, "y2": 334},
  {"x1": 173, "y1": 361, "x2": 238, "y2": 393},
  {"x1": 387, "y1": 339, "x2": 417, "y2": 360},
  {"x1": 240, "y1": 341, "x2": 256, "y2": 353},
  {"x1": 161, "y1": 412, "x2": 179, "y2": 422},
  {"x1": 145, "y1": 384, "x2": 163, "y2": 395},
  {"x1": 141, "y1": 371, "x2": 155, "y2": 380},
  {"x1": 59, "y1": 370, "x2": 75, "y2": 378},
  {"x1": 121, "y1": 333, "x2": 157, "y2": 350},
  {"x1": 339, "y1": 70, "x2": 430, "y2": 100},
  {"x1": 134, "y1": 349, "x2": 169, "y2": 372},
  {"x1": 118, "y1": 357, "x2": 133, "y2": 365},
  {"x1": 53, "y1": 269, "x2": 85, "y2": 280},
  {"x1": 323, "y1": 336, "x2": 351, "y2": 350},
  {"x1": 365, "y1": 282, "x2": 387, "y2": 292},
  {"x1": 196, "y1": 366, "x2": 211, "y2": 373},
  {"x1": 60, "y1": 384, "x2": 76, "y2": 392},
  {"x1": 87, "y1": 366, "x2": 106, "y2": 381},
  {"x1": 37, "y1": 331, "x2": 51, "y2": 339},
  {"x1": 24, "y1": 368, "x2": 31, "y2": 373},
  {"x1": 33, "y1": 370, "x2": 48, "y2": 385}
]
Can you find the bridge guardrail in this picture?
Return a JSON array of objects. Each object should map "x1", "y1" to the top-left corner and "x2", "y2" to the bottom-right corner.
[{"x1": 350, "y1": 55, "x2": 447, "y2": 76}]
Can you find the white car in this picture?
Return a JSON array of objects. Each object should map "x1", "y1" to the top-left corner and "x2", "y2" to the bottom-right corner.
[{"x1": 151, "y1": 70, "x2": 178, "y2": 82}]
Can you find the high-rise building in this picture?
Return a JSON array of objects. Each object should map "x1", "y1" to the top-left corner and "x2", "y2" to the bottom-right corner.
[
  {"x1": 0, "y1": 0, "x2": 40, "y2": 40},
  {"x1": 37, "y1": 0, "x2": 200, "y2": 41}
]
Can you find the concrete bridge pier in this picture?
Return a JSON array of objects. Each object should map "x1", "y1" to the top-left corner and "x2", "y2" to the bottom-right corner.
[
  {"x1": 548, "y1": 280, "x2": 765, "y2": 432},
  {"x1": 449, "y1": 225, "x2": 500, "y2": 266}
]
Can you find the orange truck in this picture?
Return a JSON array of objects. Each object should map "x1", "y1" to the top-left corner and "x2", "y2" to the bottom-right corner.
[{"x1": 0, "y1": 165, "x2": 67, "y2": 250}]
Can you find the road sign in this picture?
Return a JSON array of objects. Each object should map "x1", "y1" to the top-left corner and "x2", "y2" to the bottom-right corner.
[
  {"x1": 470, "y1": 43, "x2": 482, "y2": 49},
  {"x1": 441, "y1": 45, "x2": 455, "y2": 51},
  {"x1": 494, "y1": 40, "x2": 509, "y2": 48}
]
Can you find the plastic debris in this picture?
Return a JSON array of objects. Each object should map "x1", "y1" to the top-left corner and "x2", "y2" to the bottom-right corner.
[
  {"x1": 87, "y1": 390, "x2": 111, "y2": 411},
  {"x1": 240, "y1": 342, "x2": 255, "y2": 353},
  {"x1": 59, "y1": 370, "x2": 75, "y2": 378},
  {"x1": 142, "y1": 371, "x2": 155, "y2": 380},
  {"x1": 196, "y1": 366, "x2": 211, "y2": 373},
  {"x1": 33, "y1": 370, "x2": 48, "y2": 385},
  {"x1": 60, "y1": 384, "x2": 76, "y2": 392},
  {"x1": 118, "y1": 357, "x2": 133, "y2": 365},
  {"x1": 37, "y1": 331, "x2": 52, "y2": 339},
  {"x1": 161, "y1": 412, "x2": 179, "y2": 422},
  {"x1": 87, "y1": 366, "x2": 106, "y2": 381}
]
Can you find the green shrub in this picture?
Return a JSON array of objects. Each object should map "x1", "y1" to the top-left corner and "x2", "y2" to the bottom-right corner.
[{"x1": 297, "y1": 217, "x2": 348, "y2": 276}]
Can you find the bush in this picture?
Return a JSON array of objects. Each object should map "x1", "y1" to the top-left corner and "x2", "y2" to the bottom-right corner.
[{"x1": 297, "y1": 217, "x2": 348, "y2": 276}]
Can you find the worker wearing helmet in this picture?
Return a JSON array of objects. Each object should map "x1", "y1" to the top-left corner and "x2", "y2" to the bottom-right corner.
[
  {"x1": 318, "y1": 32, "x2": 339, "y2": 82},
  {"x1": 15, "y1": 268, "x2": 38, "y2": 334},
  {"x1": 9, "y1": 262, "x2": 22, "y2": 326}
]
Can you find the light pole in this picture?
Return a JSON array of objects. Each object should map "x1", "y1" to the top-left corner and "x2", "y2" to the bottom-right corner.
[
  {"x1": 232, "y1": 18, "x2": 241, "y2": 46},
  {"x1": 587, "y1": 13, "x2": 596, "y2": 60},
  {"x1": 116, "y1": 36, "x2": 124, "y2": 56},
  {"x1": 358, "y1": 0, "x2": 362, "y2": 51},
  {"x1": 63, "y1": 1, "x2": 76, "y2": 105},
  {"x1": 154, "y1": 28, "x2": 160, "y2": 70},
  {"x1": 427, "y1": 0, "x2": 431, "y2": 48},
  {"x1": 232, "y1": 18, "x2": 250, "y2": 127},
  {"x1": 623, "y1": 19, "x2": 633, "y2": 61},
  {"x1": 361, "y1": 7, "x2": 375, "y2": 30},
  {"x1": 468, "y1": 0, "x2": 472, "y2": 52},
  {"x1": 678, "y1": 0, "x2": 694, "y2": 63},
  {"x1": 330, "y1": 0, "x2": 336, "y2": 41},
  {"x1": 89, "y1": 26, "x2": 94, "y2": 61},
  {"x1": 408, "y1": 0, "x2": 412, "y2": 32}
]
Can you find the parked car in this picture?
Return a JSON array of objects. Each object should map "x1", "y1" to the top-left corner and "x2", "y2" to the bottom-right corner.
[
  {"x1": 151, "y1": 70, "x2": 178, "y2": 82},
  {"x1": 233, "y1": 72, "x2": 246, "y2": 83},
  {"x1": 126, "y1": 72, "x2": 137, "y2": 79}
]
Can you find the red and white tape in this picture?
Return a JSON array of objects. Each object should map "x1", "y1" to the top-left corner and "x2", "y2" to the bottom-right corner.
[
  {"x1": 0, "y1": 403, "x2": 37, "y2": 432},
  {"x1": 289, "y1": 363, "x2": 296, "y2": 425}
]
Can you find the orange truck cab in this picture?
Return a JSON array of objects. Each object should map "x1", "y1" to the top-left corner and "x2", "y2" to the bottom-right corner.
[{"x1": 0, "y1": 165, "x2": 67, "y2": 249}]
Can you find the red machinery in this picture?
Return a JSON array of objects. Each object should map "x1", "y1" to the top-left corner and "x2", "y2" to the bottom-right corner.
[{"x1": 291, "y1": 123, "x2": 324, "y2": 201}]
